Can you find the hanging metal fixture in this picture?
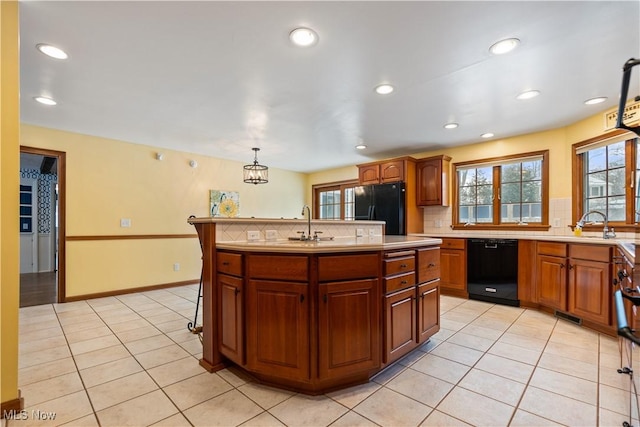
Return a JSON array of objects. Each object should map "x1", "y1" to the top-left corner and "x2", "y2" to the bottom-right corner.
[{"x1": 243, "y1": 147, "x2": 269, "y2": 184}]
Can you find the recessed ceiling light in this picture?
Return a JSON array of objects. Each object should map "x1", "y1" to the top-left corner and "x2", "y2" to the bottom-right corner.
[
  {"x1": 375, "y1": 84, "x2": 394, "y2": 95},
  {"x1": 34, "y1": 96, "x2": 57, "y2": 106},
  {"x1": 443, "y1": 123, "x2": 458, "y2": 129},
  {"x1": 516, "y1": 90, "x2": 540, "y2": 100},
  {"x1": 355, "y1": 144, "x2": 367, "y2": 150},
  {"x1": 481, "y1": 133, "x2": 494, "y2": 139},
  {"x1": 36, "y1": 43, "x2": 68, "y2": 59},
  {"x1": 584, "y1": 97, "x2": 607, "y2": 105},
  {"x1": 489, "y1": 38, "x2": 520, "y2": 55},
  {"x1": 289, "y1": 27, "x2": 318, "y2": 47}
]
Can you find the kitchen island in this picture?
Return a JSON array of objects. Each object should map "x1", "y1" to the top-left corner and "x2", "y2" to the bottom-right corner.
[{"x1": 187, "y1": 217, "x2": 441, "y2": 394}]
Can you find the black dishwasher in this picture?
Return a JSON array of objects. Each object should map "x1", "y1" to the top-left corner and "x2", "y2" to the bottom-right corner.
[{"x1": 467, "y1": 239, "x2": 519, "y2": 306}]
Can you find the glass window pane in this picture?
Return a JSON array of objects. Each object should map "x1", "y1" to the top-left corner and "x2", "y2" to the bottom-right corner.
[
  {"x1": 477, "y1": 205, "x2": 492, "y2": 223},
  {"x1": 608, "y1": 141, "x2": 625, "y2": 168},
  {"x1": 522, "y1": 181, "x2": 541, "y2": 202},
  {"x1": 587, "y1": 147, "x2": 606, "y2": 173},
  {"x1": 501, "y1": 183, "x2": 521, "y2": 203},
  {"x1": 522, "y1": 161, "x2": 542, "y2": 181},
  {"x1": 476, "y1": 167, "x2": 493, "y2": 185},
  {"x1": 477, "y1": 185, "x2": 493, "y2": 204},
  {"x1": 586, "y1": 197, "x2": 606, "y2": 212},
  {"x1": 458, "y1": 169, "x2": 476, "y2": 186},
  {"x1": 608, "y1": 167, "x2": 625, "y2": 196},
  {"x1": 609, "y1": 196, "x2": 626, "y2": 221},
  {"x1": 501, "y1": 163, "x2": 520, "y2": 183}
]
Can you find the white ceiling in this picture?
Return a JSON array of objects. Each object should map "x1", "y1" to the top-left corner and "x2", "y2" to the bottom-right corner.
[{"x1": 19, "y1": 1, "x2": 640, "y2": 173}]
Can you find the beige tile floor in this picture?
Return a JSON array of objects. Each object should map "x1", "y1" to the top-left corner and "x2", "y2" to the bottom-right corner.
[{"x1": 4, "y1": 284, "x2": 638, "y2": 427}]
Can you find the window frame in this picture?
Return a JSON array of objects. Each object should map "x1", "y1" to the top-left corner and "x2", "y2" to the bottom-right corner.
[
  {"x1": 572, "y1": 129, "x2": 639, "y2": 232},
  {"x1": 451, "y1": 150, "x2": 550, "y2": 230},
  {"x1": 312, "y1": 179, "x2": 358, "y2": 220}
]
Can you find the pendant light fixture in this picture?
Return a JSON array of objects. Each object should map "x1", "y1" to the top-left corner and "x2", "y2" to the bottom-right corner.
[{"x1": 243, "y1": 147, "x2": 269, "y2": 184}]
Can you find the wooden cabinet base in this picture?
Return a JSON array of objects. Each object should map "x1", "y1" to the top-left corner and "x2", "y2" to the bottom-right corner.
[{"x1": 199, "y1": 357, "x2": 226, "y2": 373}]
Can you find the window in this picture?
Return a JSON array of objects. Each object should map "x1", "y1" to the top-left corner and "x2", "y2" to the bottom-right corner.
[
  {"x1": 572, "y1": 130, "x2": 639, "y2": 230},
  {"x1": 453, "y1": 150, "x2": 549, "y2": 230},
  {"x1": 312, "y1": 180, "x2": 358, "y2": 220}
]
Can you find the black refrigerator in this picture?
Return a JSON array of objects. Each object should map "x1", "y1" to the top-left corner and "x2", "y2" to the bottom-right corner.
[{"x1": 354, "y1": 182, "x2": 406, "y2": 235}]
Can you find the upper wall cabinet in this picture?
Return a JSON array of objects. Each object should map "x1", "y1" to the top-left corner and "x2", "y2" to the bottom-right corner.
[
  {"x1": 416, "y1": 155, "x2": 451, "y2": 206},
  {"x1": 357, "y1": 157, "x2": 414, "y2": 185}
]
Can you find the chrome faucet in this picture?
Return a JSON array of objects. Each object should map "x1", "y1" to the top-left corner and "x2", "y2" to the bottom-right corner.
[
  {"x1": 302, "y1": 205, "x2": 312, "y2": 240},
  {"x1": 576, "y1": 210, "x2": 616, "y2": 239}
]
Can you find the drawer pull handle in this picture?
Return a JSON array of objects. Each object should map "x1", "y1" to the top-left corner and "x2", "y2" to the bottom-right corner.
[
  {"x1": 222, "y1": 261, "x2": 230, "y2": 266},
  {"x1": 323, "y1": 294, "x2": 328, "y2": 303},
  {"x1": 400, "y1": 264, "x2": 407, "y2": 268},
  {"x1": 300, "y1": 294, "x2": 305, "y2": 303},
  {"x1": 401, "y1": 280, "x2": 407, "y2": 285},
  {"x1": 428, "y1": 263, "x2": 436, "y2": 268}
]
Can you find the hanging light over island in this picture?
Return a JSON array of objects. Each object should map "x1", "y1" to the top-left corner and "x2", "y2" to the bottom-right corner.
[{"x1": 243, "y1": 147, "x2": 269, "y2": 184}]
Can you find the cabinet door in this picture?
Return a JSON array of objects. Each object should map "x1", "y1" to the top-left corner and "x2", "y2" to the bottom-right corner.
[
  {"x1": 318, "y1": 279, "x2": 380, "y2": 380},
  {"x1": 536, "y1": 255, "x2": 567, "y2": 310},
  {"x1": 440, "y1": 249, "x2": 466, "y2": 292},
  {"x1": 359, "y1": 165, "x2": 380, "y2": 185},
  {"x1": 246, "y1": 280, "x2": 309, "y2": 380},
  {"x1": 568, "y1": 258, "x2": 611, "y2": 325},
  {"x1": 380, "y1": 160, "x2": 405, "y2": 183},
  {"x1": 417, "y1": 280, "x2": 440, "y2": 343},
  {"x1": 219, "y1": 274, "x2": 244, "y2": 364},
  {"x1": 385, "y1": 287, "x2": 416, "y2": 363},
  {"x1": 416, "y1": 159, "x2": 442, "y2": 206}
]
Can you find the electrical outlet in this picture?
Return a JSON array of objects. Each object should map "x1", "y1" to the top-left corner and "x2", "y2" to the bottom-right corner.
[
  {"x1": 435, "y1": 219, "x2": 443, "y2": 228},
  {"x1": 356, "y1": 228, "x2": 364, "y2": 237},
  {"x1": 265, "y1": 230, "x2": 277, "y2": 240},
  {"x1": 553, "y1": 218, "x2": 561, "y2": 227},
  {"x1": 247, "y1": 230, "x2": 260, "y2": 241},
  {"x1": 369, "y1": 228, "x2": 376, "y2": 237},
  {"x1": 173, "y1": 263, "x2": 180, "y2": 271},
  {"x1": 120, "y1": 218, "x2": 131, "y2": 228}
]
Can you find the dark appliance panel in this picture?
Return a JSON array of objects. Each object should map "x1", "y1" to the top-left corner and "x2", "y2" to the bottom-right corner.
[{"x1": 354, "y1": 182, "x2": 406, "y2": 235}]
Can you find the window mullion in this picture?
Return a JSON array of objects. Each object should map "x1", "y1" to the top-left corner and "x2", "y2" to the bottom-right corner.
[{"x1": 493, "y1": 166, "x2": 501, "y2": 225}]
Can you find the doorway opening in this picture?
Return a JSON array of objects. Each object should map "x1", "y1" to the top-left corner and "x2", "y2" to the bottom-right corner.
[{"x1": 19, "y1": 147, "x2": 66, "y2": 307}]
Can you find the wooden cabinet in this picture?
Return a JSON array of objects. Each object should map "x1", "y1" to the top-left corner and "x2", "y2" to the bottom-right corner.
[
  {"x1": 318, "y1": 278, "x2": 380, "y2": 380},
  {"x1": 416, "y1": 155, "x2": 451, "y2": 206},
  {"x1": 219, "y1": 274, "x2": 243, "y2": 364},
  {"x1": 535, "y1": 242, "x2": 612, "y2": 328},
  {"x1": 440, "y1": 238, "x2": 467, "y2": 297},
  {"x1": 567, "y1": 245, "x2": 612, "y2": 326},
  {"x1": 246, "y1": 279, "x2": 309, "y2": 381},
  {"x1": 358, "y1": 159, "x2": 407, "y2": 185},
  {"x1": 217, "y1": 252, "x2": 244, "y2": 364},
  {"x1": 417, "y1": 280, "x2": 439, "y2": 343}
]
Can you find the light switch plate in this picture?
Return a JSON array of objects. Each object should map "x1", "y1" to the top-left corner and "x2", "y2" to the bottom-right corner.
[
  {"x1": 120, "y1": 218, "x2": 131, "y2": 228},
  {"x1": 356, "y1": 228, "x2": 364, "y2": 237},
  {"x1": 247, "y1": 230, "x2": 260, "y2": 241}
]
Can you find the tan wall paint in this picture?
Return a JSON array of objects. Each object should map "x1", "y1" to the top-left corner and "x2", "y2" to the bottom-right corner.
[
  {"x1": 21, "y1": 125, "x2": 307, "y2": 297},
  {"x1": 1, "y1": 0, "x2": 21, "y2": 407}
]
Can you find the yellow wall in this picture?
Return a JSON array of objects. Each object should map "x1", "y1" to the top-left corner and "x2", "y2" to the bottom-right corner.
[
  {"x1": 308, "y1": 107, "x2": 617, "y2": 201},
  {"x1": 1, "y1": 0, "x2": 21, "y2": 408},
  {"x1": 21, "y1": 125, "x2": 307, "y2": 297}
]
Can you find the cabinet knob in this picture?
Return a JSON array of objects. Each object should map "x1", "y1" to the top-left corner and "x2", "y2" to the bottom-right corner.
[{"x1": 568, "y1": 264, "x2": 574, "y2": 270}]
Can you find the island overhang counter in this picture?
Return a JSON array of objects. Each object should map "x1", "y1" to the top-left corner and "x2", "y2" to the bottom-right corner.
[{"x1": 187, "y1": 217, "x2": 442, "y2": 394}]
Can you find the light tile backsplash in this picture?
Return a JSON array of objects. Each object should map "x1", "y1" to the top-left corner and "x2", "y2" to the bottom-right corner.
[
  {"x1": 216, "y1": 220, "x2": 384, "y2": 242},
  {"x1": 421, "y1": 198, "x2": 636, "y2": 240}
]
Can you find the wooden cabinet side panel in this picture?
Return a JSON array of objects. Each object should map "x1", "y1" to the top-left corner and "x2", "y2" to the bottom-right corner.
[
  {"x1": 518, "y1": 240, "x2": 537, "y2": 304},
  {"x1": 536, "y1": 255, "x2": 567, "y2": 310},
  {"x1": 246, "y1": 280, "x2": 309, "y2": 380},
  {"x1": 318, "y1": 279, "x2": 380, "y2": 379}
]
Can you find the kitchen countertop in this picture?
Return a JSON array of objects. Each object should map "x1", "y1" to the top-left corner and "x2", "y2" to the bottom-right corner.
[
  {"x1": 412, "y1": 233, "x2": 637, "y2": 260},
  {"x1": 216, "y1": 235, "x2": 442, "y2": 253}
]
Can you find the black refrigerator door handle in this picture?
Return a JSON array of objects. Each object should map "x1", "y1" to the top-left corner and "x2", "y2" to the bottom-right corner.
[{"x1": 369, "y1": 205, "x2": 375, "y2": 220}]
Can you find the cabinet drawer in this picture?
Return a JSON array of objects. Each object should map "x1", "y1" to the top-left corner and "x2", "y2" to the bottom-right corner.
[
  {"x1": 217, "y1": 252, "x2": 243, "y2": 276},
  {"x1": 248, "y1": 255, "x2": 308, "y2": 281},
  {"x1": 384, "y1": 256, "x2": 415, "y2": 277},
  {"x1": 318, "y1": 253, "x2": 379, "y2": 282},
  {"x1": 417, "y1": 248, "x2": 440, "y2": 283},
  {"x1": 537, "y1": 241, "x2": 567, "y2": 257},
  {"x1": 569, "y1": 244, "x2": 611, "y2": 263},
  {"x1": 441, "y1": 238, "x2": 465, "y2": 250},
  {"x1": 384, "y1": 272, "x2": 415, "y2": 293}
]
